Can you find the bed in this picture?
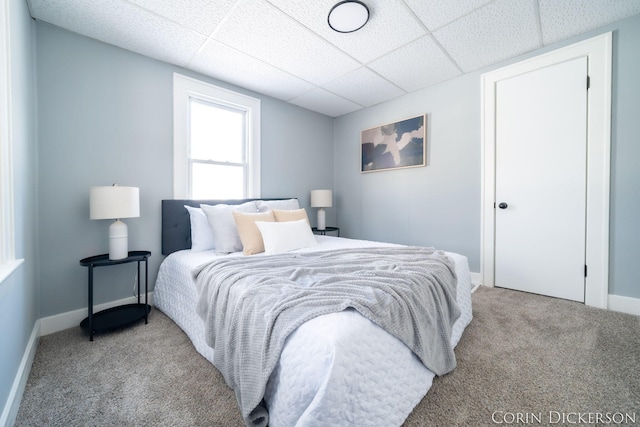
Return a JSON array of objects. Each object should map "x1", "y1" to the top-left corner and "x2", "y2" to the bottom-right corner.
[{"x1": 154, "y1": 199, "x2": 473, "y2": 427}]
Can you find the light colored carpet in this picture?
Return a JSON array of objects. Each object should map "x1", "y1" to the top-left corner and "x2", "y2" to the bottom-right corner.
[{"x1": 15, "y1": 286, "x2": 640, "y2": 426}]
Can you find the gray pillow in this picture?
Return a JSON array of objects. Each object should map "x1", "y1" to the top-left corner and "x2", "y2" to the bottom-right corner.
[
  {"x1": 256, "y1": 198, "x2": 299, "y2": 212},
  {"x1": 201, "y1": 201, "x2": 258, "y2": 254}
]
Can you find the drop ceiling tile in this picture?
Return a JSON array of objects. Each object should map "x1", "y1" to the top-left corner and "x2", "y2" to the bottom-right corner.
[
  {"x1": 368, "y1": 36, "x2": 461, "y2": 92},
  {"x1": 213, "y1": 0, "x2": 361, "y2": 85},
  {"x1": 433, "y1": 0, "x2": 541, "y2": 72},
  {"x1": 28, "y1": 0, "x2": 206, "y2": 66},
  {"x1": 29, "y1": 0, "x2": 640, "y2": 118},
  {"x1": 289, "y1": 88, "x2": 362, "y2": 117},
  {"x1": 404, "y1": 0, "x2": 494, "y2": 31},
  {"x1": 126, "y1": 0, "x2": 237, "y2": 37},
  {"x1": 268, "y1": 0, "x2": 426, "y2": 63},
  {"x1": 322, "y1": 67, "x2": 405, "y2": 107},
  {"x1": 190, "y1": 39, "x2": 315, "y2": 101},
  {"x1": 539, "y1": 0, "x2": 640, "y2": 45}
]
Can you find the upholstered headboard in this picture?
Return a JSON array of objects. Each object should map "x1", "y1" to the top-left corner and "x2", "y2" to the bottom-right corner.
[{"x1": 161, "y1": 198, "x2": 291, "y2": 255}]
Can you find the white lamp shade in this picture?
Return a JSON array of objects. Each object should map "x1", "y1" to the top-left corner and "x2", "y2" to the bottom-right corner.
[
  {"x1": 90, "y1": 186, "x2": 140, "y2": 220},
  {"x1": 311, "y1": 189, "x2": 333, "y2": 208}
]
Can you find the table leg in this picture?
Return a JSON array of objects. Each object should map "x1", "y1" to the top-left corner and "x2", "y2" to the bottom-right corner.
[
  {"x1": 144, "y1": 258, "x2": 148, "y2": 324},
  {"x1": 88, "y1": 265, "x2": 94, "y2": 341},
  {"x1": 137, "y1": 260, "x2": 141, "y2": 305}
]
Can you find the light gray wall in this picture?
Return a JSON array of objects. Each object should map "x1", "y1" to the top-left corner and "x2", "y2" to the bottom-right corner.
[
  {"x1": 0, "y1": 0, "x2": 38, "y2": 418},
  {"x1": 334, "y1": 73, "x2": 480, "y2": 270},
  {"x1": 35, "y1": 23, "x2": 334, "y2": 317},
  {"x1": 334, "y1": 13, "x2": 640, "y2": 299},
  {"x1": 608, "y1": 15, "x2": 640, "y2": 299}
]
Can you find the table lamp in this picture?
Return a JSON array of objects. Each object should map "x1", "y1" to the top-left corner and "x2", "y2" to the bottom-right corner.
[
  {"x1": 310, "y1": 189, "x2": 332, "y2": 231},
  {"x1": 90, "y1": 184, "x2": 140, "y2": 260}
]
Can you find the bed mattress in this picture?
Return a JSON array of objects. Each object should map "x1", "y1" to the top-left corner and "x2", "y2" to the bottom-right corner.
[{"x1": 154, "y1": 235, "x2": 473, "y2": 427}]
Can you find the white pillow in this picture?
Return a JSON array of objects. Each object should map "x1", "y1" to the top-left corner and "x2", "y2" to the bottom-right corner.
[
  {"x1": 201, "y1": 201, "x2": 258, "y2": 254},
  {"x1": 256, "y1": 199, "x2": 299, "y2": 212},
  {"x1": 184, "y1": 205, "x2": 215, "y2": 251},
  {"x1": 255, "y1": 219, "x2": 317, "y2": 255}
]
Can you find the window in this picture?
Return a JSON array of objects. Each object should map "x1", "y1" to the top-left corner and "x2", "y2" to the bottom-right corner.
[
  {"x1": 0, "y1": 0, "x2": 15, "y2": 273},
  {"x1": 173, "y1": 73, "x2": 261, "y2": 199}
]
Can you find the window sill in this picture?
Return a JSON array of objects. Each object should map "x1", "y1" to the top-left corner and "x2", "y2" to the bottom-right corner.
[{"x1": 0, "y1": 258, "x2": 24, "y2": 286}]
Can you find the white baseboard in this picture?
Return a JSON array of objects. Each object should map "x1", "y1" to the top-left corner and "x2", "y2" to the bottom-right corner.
[
  {"x1": 39, "y1": 293, "x2": 155, "y2": 336},
  {"x1": 0, "y1": 319, "x2": 40, "y2": 427},
  {"x1": 470, "y1": 272, "x2": 481, "y2": 286},
  {"x1": 608, "y1": 294, "x2": 640, "y2": 317}
]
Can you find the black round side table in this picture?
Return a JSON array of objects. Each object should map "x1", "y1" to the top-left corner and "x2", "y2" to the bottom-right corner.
[{"x1": 79, "y1": 251, "x2": 151, "y2": 341}]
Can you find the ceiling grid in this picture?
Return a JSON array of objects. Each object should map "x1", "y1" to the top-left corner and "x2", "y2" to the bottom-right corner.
[{"x1": 27, "y1": 0, "x2": 640, "y2": 117}]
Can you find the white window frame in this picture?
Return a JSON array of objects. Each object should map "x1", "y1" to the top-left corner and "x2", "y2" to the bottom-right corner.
[
  {"x1": 173, "y1": 73, "x2": 261, "y2": 199},
  {"x1": 0, "y1": 0, "x2": 21, "y2": 286}
]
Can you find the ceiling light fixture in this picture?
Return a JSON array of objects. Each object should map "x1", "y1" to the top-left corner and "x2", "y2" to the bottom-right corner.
[{"x1": 328, "y1": 1, "x2": 370, "y2": 33}]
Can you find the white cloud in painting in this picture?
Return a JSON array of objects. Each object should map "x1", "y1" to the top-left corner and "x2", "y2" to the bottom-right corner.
[{"x1": 362, "y1": 125, "x2": 424, "y2": 166}]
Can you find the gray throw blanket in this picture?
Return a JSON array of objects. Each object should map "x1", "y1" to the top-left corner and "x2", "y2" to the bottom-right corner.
[{"x1": 193, "y1": 247, "x2": 461, "y2": 427}]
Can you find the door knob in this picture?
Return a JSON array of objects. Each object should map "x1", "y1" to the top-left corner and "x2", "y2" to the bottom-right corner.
[{"x1": 498, "y1": 202, "x2": 508, "y2": 209}]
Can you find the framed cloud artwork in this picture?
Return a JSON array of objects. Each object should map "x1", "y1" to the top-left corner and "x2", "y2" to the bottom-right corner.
[{"x1": 360, "y1": 114, "x2": 427, "y2": 173}]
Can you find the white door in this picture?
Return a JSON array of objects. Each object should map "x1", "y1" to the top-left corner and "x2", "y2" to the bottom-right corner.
[{"x1": 494, "y1": 57, "x2": 588, "y2": 302}]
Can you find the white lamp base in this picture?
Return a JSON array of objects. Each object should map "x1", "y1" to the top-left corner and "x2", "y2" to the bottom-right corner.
[
  {"x1": 317, "y1": 208, "x2": 326, "y2": 231},
  {"x1": 109, "y1": 219, "x2": 129, "y2": 260}
]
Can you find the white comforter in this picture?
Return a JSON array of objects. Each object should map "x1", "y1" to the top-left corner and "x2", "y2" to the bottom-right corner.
[{"x1": 154, "y1": 236, "x2": 473, "y2": 426}]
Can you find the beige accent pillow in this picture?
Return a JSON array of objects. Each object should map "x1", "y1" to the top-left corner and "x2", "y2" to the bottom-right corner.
[
  {"x1": 272, "y1": 208, "x2": 310, "y2": 225},
  {"x1": 233, "y1": 211, "x2": 275, "y2": 255}
]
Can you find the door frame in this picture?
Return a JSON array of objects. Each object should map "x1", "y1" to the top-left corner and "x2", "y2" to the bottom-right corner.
[{"x1": 480, "y1": 32, "x2": 612, "y2": 309}]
